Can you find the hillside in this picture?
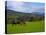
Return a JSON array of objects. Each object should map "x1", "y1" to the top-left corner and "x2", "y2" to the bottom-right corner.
[
  {"x1": 7, "y1": 9, "x2": 32, "y2": 17},
  {"x1": 7, "y1": 9, "x2": 44, "y2": 17}
]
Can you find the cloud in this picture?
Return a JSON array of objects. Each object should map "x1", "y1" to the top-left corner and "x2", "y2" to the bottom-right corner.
[{"x1": 7, "y1": 1, "x2": 44, "y2": 13}]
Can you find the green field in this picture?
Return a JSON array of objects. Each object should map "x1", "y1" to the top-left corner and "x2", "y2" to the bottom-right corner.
[{"x1": 7, "y1": 20, "x2": 45, "y2": 34}]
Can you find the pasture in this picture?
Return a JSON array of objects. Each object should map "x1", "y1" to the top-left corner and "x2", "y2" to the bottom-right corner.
[{"x1": 7, "y1": 20, "x2": 44, "y2": 34}]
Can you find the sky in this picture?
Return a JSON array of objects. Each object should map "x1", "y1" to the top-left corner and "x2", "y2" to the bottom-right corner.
[{"x1": 7, "y1": 1, "x2": 45, "y2": 13}]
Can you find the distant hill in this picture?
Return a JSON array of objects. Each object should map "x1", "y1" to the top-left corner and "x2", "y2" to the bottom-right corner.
[
  {"x1": 33, "y1": 8, "x2": 44, "y2": 15},
  {"x1": 7, "y1": 9, "x2": 32, "y2": 17},
  {"x1": 5, "y1": 8, "x2": 44, "y2": 20}
]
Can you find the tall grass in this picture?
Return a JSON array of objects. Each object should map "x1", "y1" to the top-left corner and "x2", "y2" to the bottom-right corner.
[{"x1": 7, "y1": 20, "x2": 44, "y2": 34}]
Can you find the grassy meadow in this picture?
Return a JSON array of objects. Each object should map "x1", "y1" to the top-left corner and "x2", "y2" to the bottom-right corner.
[{"x1": 7, "y1": 20, "x2": 44, "y2": 34}]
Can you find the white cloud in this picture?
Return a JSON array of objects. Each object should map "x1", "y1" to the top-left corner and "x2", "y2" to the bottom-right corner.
[{"x1": 7, "y1": 1, "x2": 44, "y2": 13}]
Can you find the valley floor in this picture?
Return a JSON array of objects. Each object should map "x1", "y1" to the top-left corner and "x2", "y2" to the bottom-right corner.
[{"x1": 7, "y1": 20, "x2": 45, "y2": 34}]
